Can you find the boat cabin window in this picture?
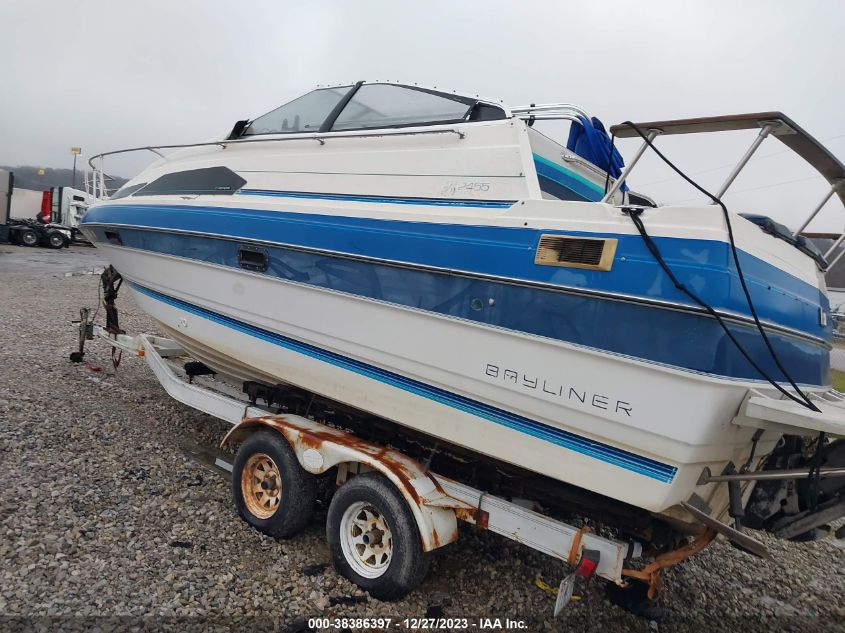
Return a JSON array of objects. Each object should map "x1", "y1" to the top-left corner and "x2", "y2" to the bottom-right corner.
[
  {"x1": 331, "y1": 84, "x2": 474, "y2": 131},
  {"x1": 243, "y1": 86, "x2": 352, "y2": 136}
]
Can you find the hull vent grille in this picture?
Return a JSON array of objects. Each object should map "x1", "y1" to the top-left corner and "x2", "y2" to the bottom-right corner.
[{"x1": 535, "y1": 235, "x2": 617, "y2": 271}]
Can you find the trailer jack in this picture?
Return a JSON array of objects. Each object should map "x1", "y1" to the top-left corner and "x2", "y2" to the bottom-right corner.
[{"x1": 69, "y1": 306, "x2": 94, "y2": 363}]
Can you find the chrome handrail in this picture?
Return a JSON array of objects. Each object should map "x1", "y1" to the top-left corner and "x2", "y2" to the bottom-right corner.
[
  {"x1": 510, "y1": 104, "x2": 592, "y2": 128},
  {"x1": 513, "y1": 114, "x2": 585, "y2": 125},
  {"x1": 86, "y1": 126, "x2": 471, "y2": 172},
  {"x1": 511, "y1": 103, "x2": 589, "y2": 118}
]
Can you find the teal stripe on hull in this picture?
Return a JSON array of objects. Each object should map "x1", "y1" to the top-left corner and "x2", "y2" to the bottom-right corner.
[{"x1": 131, "y1": 282, "x2": 679, "y2": 483}]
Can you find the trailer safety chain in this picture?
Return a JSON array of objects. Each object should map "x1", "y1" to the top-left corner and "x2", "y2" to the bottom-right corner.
[{"x1": 621, "y1": 527, "x2": 717, "y2": 600}]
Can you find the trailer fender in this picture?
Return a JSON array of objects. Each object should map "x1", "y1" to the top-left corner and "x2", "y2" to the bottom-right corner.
[{"x1": 222, "y1": 415, "x2": 462, "y2": 551}]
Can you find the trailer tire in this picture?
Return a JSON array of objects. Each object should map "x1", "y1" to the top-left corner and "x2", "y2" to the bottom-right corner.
[
  {"x1": 327, "y1": 472, "x2": 430, "y2": 601},
  {"x1": 232, "y1": 430, "x2": 316, "y2": 538},
  {"x1": 19, "y1": 228, "x2": 39, "y2": 247}
]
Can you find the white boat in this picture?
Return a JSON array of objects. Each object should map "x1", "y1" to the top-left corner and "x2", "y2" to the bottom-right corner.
[{"x1": 80, "y1": 82, "x2": 845, "y2": 548}]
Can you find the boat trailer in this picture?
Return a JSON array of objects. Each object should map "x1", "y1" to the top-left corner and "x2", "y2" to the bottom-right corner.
[{"x1": 68, "y1": 305, "x2": 769, "y2": 616}]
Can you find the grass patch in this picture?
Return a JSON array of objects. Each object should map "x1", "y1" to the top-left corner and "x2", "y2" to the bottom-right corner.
[{"x1": 832, "y1": 369, "x2": 845, "y2": 392}]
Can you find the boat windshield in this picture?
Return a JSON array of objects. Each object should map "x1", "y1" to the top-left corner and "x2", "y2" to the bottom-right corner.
[
  {"x1": 242, "y1": 83, "x2": 484, "y2": 136},
  {"x1": 331, "y1": 84, "x2": 473, "y2": 131},
  {"x1": 243, "y1": 86, "x2": 352, "y2": 136}
]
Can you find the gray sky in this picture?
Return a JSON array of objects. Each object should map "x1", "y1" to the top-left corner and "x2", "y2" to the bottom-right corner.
[{"x1": 2, "y1": 0, "x2": 844, "y2": 230}]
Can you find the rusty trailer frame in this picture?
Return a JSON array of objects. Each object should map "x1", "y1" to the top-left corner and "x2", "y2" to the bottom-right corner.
[{"x1": 85, "y1": 326, "x2": 644, "y2": 587}]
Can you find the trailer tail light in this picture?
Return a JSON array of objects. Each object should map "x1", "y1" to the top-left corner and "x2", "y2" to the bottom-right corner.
[
  {"x1": 39, "y1": 191, "x2": 52, "y2": 224},
  {"x1": 575, "y1": 549, "x2": 600, "y2": 579},
  {"x1": 554, "y1": 548, "x2": 602, "y2": 616}
]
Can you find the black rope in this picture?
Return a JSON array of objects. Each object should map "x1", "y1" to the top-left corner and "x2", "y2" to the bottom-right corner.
[
  {"x1": 620, "y1": 121, "x2": 819, "y2": 412},
  {"x1": 624, "y1": 208, "x2": 814, "y2": 408},
  {"x1": 808, "y1": 431, "x2": 826, "y2": 511}
]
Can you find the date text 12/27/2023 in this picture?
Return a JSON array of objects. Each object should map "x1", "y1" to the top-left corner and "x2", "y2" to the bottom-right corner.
[{"x1": 308, "y1": 617, "x2": 529, "y2": 630}]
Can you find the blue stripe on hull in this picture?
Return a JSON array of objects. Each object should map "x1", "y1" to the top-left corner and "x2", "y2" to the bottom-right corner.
[
  {"x1": 93, "y1": 226, "x2": 829, "y2": 385},
  {"x1": 533, "y1": 154, "x2": 604, "y2": 202},
  {"x1": 131, "y1": 282, "x2": 678, "y2": 483},
  {"x1": 82, "y1": 202, "x2": 830, "y2": 343},
  {"x1": 536, "y1": 174, "x2": 592, "y2": 202}
]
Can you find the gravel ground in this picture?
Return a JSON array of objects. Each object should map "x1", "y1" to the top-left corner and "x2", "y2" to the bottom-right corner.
[{"x1": 1, "y1": 244, "x2": 843, "y2": 632}]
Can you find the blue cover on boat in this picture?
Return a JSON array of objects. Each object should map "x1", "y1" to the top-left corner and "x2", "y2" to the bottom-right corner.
[
  {"x1": 566, "y1": 116, "x2": 628, "y2": 192},
  {"x1": 740, "y1": 213, "x2": 828, "y2": 269}
]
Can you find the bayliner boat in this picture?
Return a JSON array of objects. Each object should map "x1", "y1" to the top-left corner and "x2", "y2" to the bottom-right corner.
[{"x1": 80, "y1": 82, "x2": 845, "y2": 554}]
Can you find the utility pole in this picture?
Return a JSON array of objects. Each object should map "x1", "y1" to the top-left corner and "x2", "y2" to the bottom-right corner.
[{"x1": 70, "y1": 147, "x2": 81, "y2": 189}]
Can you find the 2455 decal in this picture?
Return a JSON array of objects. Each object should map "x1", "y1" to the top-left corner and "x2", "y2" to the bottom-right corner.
[{"x1": 441, "y1": 181, "x2": 491, "y2": 196}]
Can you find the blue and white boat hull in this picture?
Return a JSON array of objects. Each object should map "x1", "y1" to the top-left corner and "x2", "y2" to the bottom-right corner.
[
  {"x1": 79, "y1": 233, "x2": 816, "y2": 516},
  {"x1": 80, "y1": 113, "x2": 833, "y2": 522}
]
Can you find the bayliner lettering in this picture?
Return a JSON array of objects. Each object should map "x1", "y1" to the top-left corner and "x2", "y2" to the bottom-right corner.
[{"x1": 485, "y1": 363, "x2": 633, "y2": 416}]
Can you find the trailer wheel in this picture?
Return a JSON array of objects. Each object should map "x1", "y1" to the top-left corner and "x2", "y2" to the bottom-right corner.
[
  {"x1": 19, "y1": 228, "x2": 39, "y2": 247},
  {"x1": 327, "y1": 472, "x2": 430, "y2": 600},
  {"x1": 232, "y1": 430, "x2": 316, "y2": 538}
]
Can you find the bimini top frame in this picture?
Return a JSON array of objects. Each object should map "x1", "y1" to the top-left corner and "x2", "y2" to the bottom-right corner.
[{"x1": 608, "y1": 112, "x2": 845, "y2": 268}]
